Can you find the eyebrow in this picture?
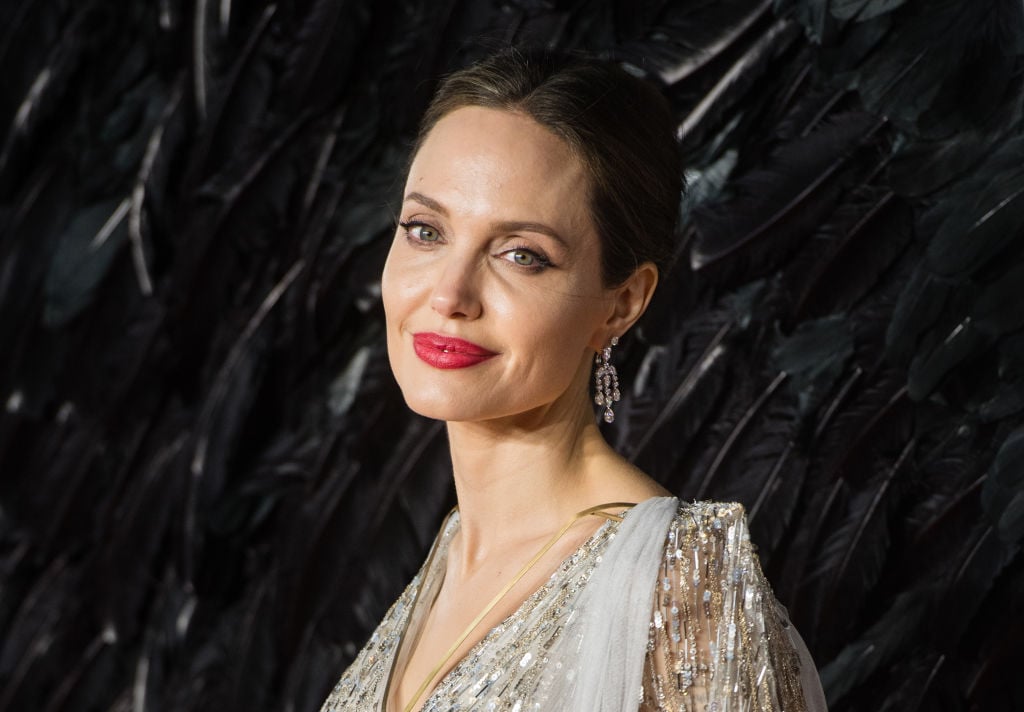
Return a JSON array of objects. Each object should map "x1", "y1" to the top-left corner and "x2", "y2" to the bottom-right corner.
[
  {"x1": 405, "y1": 191, "x2": 448, "y2": 216},
  {"x1": 403, "y1": 191, "x2": 571, "y2": 249}
]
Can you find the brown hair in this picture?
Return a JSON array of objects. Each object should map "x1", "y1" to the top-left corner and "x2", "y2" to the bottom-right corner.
[{"x1": 413, "y1": 47, "x2": 683, "y2": 287}]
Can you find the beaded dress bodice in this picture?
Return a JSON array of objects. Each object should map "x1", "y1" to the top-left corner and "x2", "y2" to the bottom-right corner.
[
  {"x1": 321, "y1": 509, "x2": 618, "y2": 712},
  {"x1": 320, "y1": 500, "x2": 824, "y2": 712}
]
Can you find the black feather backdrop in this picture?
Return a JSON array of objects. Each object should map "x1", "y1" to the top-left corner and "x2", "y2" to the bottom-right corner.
[{"x1": 1, "y1": 0, "x2": 1022, "y2": 710}]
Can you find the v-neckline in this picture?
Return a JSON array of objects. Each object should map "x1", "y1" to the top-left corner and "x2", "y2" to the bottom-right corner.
[{"x1": 382, "y1": 505, "x2": 631, "y2": 712}]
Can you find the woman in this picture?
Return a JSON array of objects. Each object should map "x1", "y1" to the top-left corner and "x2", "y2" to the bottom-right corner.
[{"x1": 320, "y1": 48, "x2": 826, "y2": 712}]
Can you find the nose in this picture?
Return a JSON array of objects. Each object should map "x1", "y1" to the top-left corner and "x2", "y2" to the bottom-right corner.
[{"x1": 430, "y1": 252, "x2": 483, "y2": 320}]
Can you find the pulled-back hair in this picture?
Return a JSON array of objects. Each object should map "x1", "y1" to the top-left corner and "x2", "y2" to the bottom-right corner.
[{"x1": 413, "y1": 48, "x2": 683, "y2": 287}]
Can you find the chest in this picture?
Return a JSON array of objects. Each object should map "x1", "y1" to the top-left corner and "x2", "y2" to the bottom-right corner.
[
  {"x1": 389, "y1": 527, "x2": 605, "y2": 712},
  {"x1": 321, "y1": 516, "x2": 617, "y2": 712}
]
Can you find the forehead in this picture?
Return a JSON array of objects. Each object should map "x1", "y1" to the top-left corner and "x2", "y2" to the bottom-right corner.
[{"x1": 406, "y1": 106, "x2": 593, "y2": 237}]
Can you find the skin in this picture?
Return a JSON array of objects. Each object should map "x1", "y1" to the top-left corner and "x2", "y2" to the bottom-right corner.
[{"x1": 382, "y1": 106, "x2": 670, "y2": 712}]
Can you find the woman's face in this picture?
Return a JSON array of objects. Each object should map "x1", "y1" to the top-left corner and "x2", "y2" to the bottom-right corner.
[{"x1": 381, "y1": 106, "x2": 618, "y2": 423}]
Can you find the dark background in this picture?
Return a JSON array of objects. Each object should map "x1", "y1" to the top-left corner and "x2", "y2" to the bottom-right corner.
[{"x1": 2, "y1": 0, "x2": 1023, "y2": 710}]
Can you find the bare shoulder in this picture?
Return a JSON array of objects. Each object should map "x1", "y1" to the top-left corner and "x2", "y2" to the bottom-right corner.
[{"x1": 586, "y1": 456, "x2": 673, "y2": 504}]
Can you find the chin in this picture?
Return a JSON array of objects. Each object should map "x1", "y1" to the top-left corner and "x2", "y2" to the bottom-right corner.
[
  {"x1": 396, "y1": 383, "x2": 529, "y2": 424},
  {"x1": 389, "y1": 354, "x2": 584, "y2": 425},
  {"x1": 389, "y1": 356, "x2": 494, "y2": 422},
  {"x1": 401, "y1": 397, "x2": 463, "y2": 422},
  {"x1": 396, "y1": 381, "x2": 482, "y2": 422},
  {"x1": 400, "y1": 385, "x2": 575, "y2": 427}
]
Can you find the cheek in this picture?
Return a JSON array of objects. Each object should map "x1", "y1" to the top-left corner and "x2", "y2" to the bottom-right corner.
[
  {"x1": 381, "y1": 239, "x2": 416, "y2": 322},
  {"x1": 506, "y1": 295, "x2": 603, "y2": 371},
  {"x1": 380, "y1": 241, "x2": 414, "y2": 365},
  {"x1": 380, "y1": 254, "x2": 398, "y2": 322}
]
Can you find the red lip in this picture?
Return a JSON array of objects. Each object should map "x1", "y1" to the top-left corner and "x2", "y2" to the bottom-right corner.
[{"x1": 412, "y1": 332, "x2": 497, "y2": 369}]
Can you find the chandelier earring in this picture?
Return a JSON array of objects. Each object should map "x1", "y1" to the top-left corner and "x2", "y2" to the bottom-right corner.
[{"x1": 593, "y1": 336, "x2": 621, "y2": 423}]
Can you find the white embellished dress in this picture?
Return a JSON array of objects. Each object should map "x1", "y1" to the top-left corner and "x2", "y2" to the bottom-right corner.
[{"x1": 320, "y1": 497, "x2": 827, "y2": 712}]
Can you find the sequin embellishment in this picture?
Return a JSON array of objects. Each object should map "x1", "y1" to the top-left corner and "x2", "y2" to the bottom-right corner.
[{"x1": 320, "y1": 502, "x2": 808, "y2": 712}]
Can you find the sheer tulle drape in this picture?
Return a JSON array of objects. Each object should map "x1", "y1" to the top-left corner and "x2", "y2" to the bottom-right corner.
[
  {"x1": 539, "y1": 497, "x2": 825, "y2": 711},
  {"x1": 538, "y1": 496, "x2": 677, "y2": 711},
  {"x1": 321, "y1": 497, "x2": 826, "y2": 711}
]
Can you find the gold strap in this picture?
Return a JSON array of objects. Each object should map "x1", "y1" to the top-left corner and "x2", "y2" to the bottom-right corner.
[{"x1": 397, "y1": 501, "x2": 636, "y2": 712}]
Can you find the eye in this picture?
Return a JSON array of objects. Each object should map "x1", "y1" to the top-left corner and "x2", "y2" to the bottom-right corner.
[
  {"x1": 500, "y1": 246, "x2": 553, "y2": 271},
  {"x1": 511, "y1": 249, "x2": 535, "y2": 266},
  {"x1": 400, "y1": 221, "x2": 440, "y2": 243}
]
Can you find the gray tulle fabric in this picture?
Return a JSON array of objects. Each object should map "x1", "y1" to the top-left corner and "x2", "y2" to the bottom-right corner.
[
  {"x1": 777, "y1": 602, "x2": 829, "y2": 712},
  {"x1": 540, "y1": 496, "x2": 679, "y2": 710},
  {"x1": 535, "y1": 496, "x2": 827, "y2": 711},
  {"x1": 319, "y1": 495, "x2": 827, "y2": 711}
]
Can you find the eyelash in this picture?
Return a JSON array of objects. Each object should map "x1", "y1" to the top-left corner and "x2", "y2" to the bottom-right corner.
[
  {"x1": 504, "y1": 243, "x2": 553, "y2": 272},
  {"x1": 398, "y1": 221, "x2": 440, "y2": 244},
  {"x1": 397, "y1": 221, "x2": 555, "y2": 273}
]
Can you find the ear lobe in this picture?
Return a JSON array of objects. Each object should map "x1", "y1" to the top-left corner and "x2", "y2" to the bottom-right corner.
[{"x1": 606, "y1": 261, "x2": 659, "y2": 336}]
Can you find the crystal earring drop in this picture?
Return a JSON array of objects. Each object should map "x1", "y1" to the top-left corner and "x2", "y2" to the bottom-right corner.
[{"x1": 593, "y1": 336, "x2": 621, "y2": 423}]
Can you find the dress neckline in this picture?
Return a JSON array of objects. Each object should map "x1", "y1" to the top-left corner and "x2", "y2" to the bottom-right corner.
[{"x1": 382, "y1": 502, "x2": 636, "y2": 712}]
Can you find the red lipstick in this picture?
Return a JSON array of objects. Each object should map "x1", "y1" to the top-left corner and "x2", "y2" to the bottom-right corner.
[{"x1": 412, "y1": 332, "x2": 497, "y2": 369}]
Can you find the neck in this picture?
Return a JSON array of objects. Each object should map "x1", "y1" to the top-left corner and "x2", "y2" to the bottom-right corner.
[{"x1": 445, "y1": 384, "x2": 616, "y2": 564}]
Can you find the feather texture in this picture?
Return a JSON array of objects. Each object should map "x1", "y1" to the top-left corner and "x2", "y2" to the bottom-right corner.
[{"x1": 1, "y1": 1, "x2": 1022, "y2": 711}]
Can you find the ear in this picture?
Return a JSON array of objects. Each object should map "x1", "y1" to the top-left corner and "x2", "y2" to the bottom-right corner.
[{"x1": 594, "y1": 261, "x2": 659, "y2": 348}]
